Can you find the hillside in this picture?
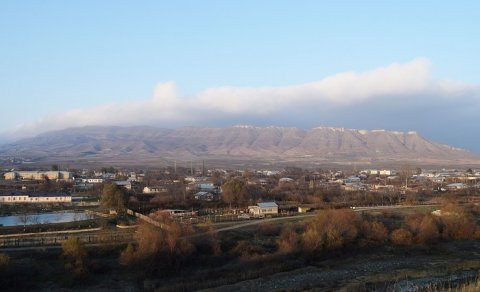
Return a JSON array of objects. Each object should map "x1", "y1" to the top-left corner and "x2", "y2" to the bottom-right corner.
[{"x1": 0, "y1": 125, "x2": 478, "y2": 167}]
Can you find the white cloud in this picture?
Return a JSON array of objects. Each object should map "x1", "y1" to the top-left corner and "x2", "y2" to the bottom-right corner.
[{"x1": 5, "y1": 58, "x2": 480, "y2": 138}]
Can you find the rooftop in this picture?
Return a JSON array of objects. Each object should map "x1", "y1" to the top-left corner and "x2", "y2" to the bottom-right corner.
[{"x1": 257, "y1": 202, "x2": 278, "y2": 208}]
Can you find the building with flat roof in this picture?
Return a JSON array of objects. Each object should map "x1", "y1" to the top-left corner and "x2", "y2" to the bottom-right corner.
[
  {"x1": 4, "y1": 171, "x2": 72, "y2": 181},
  {"x1": 0, "y1": 192, "x2": 72, "y2": 204},
  {"x1": 248, "y1": 202, "x2": 278, "y2": 217}
]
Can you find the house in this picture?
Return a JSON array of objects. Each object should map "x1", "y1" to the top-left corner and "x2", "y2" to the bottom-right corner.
[
  {"x1": 197, "y1": 182, "x2": 216, "y2": 191},
  {"x1": 345, "y1": 176, "x2": 361, "y2": 183},
  {"x1": 379, "y1": 170, "x2": 395, "y2": 176},
  {"x1": 342, "y1": 183, "x2": 367, "y2": 191},
  {"x1": 81, "y1": 178, "x2": 104, "y2": 184},
  {"x1": 248, "y1": 202, "x2": 278, "y2": 217},
  {"x1": 445, "y1": 183, "x2": 467, "y2": 191},
  {"x1": 143, "y1": 186, "x2": 168, "y2": 194},
  {"x1": 114, "y1": 180, "x2": 132, "y2": 190},
  {"x1": 194, "y1": 191, "x2": 214, "y2": 201}
]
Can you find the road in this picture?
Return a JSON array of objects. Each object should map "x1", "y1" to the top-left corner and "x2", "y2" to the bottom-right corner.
[
  {"x1": 209, "y1": 204, "x2": 440, "y2": 233},
  {"x1": 213, "y1": 214, "x2": 315, "y2": 233}
]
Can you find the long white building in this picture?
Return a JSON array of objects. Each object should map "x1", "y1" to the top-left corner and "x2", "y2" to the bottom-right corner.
[
  {"x1": 0, "y1": 192, "x2": 72, "y2": 204},
  {"x1": 4, "y1": 171, "x2": 72, "y2": 181}
]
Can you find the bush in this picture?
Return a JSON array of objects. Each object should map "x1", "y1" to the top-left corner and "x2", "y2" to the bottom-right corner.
[
  {"x1": 390, "y1": 228, "x2": 413, "y2": 246},
  {"x1": 439, "y1": 204, "x2": 478, "y2": 240},
  {"x1": 61, "y1": 237, "x2": 88, "y2": 286},
  {"x1": 359, "y1": 220, "x2": 388, "y2": 247},
  {"x1": 277, "y1": 225, "x2": 299, "y2": 253},
  {"x1": 232, "y1": 240, "x2": 265, "y2": 258},
  {"x1": 0, "y1": 253, "x2": 10, "y2": 269},
  {"x1": 415, "y1": 215, "x2": 439, "y2": 245},
  {"x1": 119, "y1": 243, "x2": 136, "y2": 266},
  {"x1": 302, "y1": 209, "x2": 360, "y2": 252}
]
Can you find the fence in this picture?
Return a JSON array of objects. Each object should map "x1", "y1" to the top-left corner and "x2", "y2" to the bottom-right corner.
[{"x1": 126, "y1": 209, "x2": 167, "y2": 229}]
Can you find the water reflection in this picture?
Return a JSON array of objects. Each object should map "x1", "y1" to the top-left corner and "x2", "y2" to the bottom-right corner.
[{"x1": 0, "y1": 211, "x2": 92, "y2": 227}]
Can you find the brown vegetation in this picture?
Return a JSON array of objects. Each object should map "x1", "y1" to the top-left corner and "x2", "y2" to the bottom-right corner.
[
  {"x1": 221, "y1": 178, "x2": 248, "y2": 206},
  {"x1": 390, "y1": 228, "x2": 413, "y2": 246},
  {"x1": 100, "y1": 183, "x2": 127, "y2": 212},
  {"x1": 302, "y1": 209, "x2": 360, "y2": 252},
  {"x1": 61, "y1": 236, "x2": 88, "y2": 284},
  {"x1": 277, "y1": 225, "x2": 299, "y2": 253}
]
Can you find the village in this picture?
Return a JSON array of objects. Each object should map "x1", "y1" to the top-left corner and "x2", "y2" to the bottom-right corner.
[
  {"x1": 1, "y1": 165, "x2": 480, "y2": 225},
  {"x1": 2, "y1": 165, "x2": 480, "y2": 290}
]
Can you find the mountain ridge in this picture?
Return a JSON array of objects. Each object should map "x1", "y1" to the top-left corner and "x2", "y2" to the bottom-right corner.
[{"x1": 0, "y1": 125, "x2": 478, "y2": 166}]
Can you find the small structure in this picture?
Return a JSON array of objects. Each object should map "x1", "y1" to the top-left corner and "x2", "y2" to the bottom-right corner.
[
  {"x1": 143, "y1": 186, "x2": 168, "y2": 194},
  {"x1": 445, "y1": 183, "x2": 467, "y2": 191},
  {"x1": 248, "y1": 202, "x2": 278, "y2": 217},
  {"x1": 194, "y1": 191, "x2": 214, "y2": 201},
  {"x1": 298, "y1": 206, "x2": 312, "y2": 213},
  {"x1": 279, "y1": 177, "x2": 294, "y2": 184},
  {"x1": 81, "y1": 178, "x2": 104, "y2": 184},
  {"x1": 114, "y1": 180, "x2": 132, "y2": 190}
]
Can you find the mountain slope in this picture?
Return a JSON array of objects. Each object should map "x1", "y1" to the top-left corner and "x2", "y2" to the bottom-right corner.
[{"x1": 0, "y1": 125, "x2": 477, "y2": 166}]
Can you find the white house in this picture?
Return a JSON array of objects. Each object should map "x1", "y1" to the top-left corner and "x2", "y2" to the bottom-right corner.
[
  {"x1": 81, "y1": 178, "x2": 104, "y2": 184},
  {"x1": 248, "y1": 202, "x2": 278, "y2": 217},
  {"x1": 143, "y1": 186, "x2": 168, "y2": 194},
  {"x1": 379, "y1": 170, "x2": 395, "y2": 176}
]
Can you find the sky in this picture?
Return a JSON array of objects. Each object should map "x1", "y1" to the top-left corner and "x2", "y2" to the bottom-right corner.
[{"x1": 1, "y1": 1, "x2": 479, "y2": 151}]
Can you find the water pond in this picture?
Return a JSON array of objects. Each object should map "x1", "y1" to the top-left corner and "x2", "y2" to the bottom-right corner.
[{"x1": 0, "y1": 211, "x2": 94, "y2": 227}]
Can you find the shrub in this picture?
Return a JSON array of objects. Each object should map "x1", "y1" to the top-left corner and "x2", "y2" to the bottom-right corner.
[
  {"x1": 438, "y1": 204, "x2": 478, "y2": 240},
  {"x1": 416, "y1": 215, "x2": 440, "y2": 245},
  {"x1": 302, "y1": 209, "x2": 360, "y2": 252},
  {"x1": 232, "y1": 240, "x2": 264, "y2": 258},
  {"x1": 360, "y1": 220, "x2": 388, "y2": 247},
  {"x1": 390, "y1": 228, "x2": 413, "y2": 246},
  {"x1": 277, "y1": 225, "x2": 299, "y2": 253},
  {"x1": 61, "y1": 237, "x2": 88, "y2": 284},
  {"x1": 0, "y1": 253, "x2": 10, "y2": 269},
  {"x1": 119, "y1": 243, "x2": 136, "y2": 266}
]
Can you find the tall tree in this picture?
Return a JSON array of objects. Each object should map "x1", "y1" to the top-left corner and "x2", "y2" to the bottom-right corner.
[
  {"x1": 100, "y1": 183, "x2": 127, "y2": 212},
  {"x1": 221, "y1": 179, "x2": 247, "y2": 207}
]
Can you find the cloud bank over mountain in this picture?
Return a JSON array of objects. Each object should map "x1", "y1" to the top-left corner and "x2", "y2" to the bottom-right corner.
[{"x1": 5, "y1": 58, "x2": 480, "y2": 150}]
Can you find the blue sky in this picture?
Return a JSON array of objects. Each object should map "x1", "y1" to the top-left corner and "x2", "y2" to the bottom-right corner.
[{"x1": 1, "y1": 1, "x2": 479, "y2": 151}]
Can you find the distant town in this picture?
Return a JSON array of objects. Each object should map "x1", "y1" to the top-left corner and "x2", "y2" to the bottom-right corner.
[
  {"x1": 2, "y1": 165, "x2": 479, "y2": 214},
  {"x1": 0, "y1": 165, "x2": 480, "y2": 209}
]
